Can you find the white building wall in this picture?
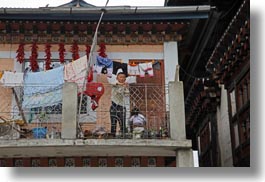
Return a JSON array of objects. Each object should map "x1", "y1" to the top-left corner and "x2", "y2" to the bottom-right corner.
[
  {"x1": 163, "y1": 41, "x2": 178, "y2": 84},
  {"x1": 216, "y1": 85, "x2": 233, "y2": 166},
  {"x1": 0, "y1": 41, "x2": 179, "y2": 83}
]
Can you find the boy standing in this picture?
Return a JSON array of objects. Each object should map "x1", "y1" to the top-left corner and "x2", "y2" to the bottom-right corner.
[{"x1": 109, "y1": 72, "x2": 129, "y2": 136}]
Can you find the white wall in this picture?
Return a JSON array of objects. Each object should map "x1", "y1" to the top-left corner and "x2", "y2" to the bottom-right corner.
[
  {"x1": 163, "y1": 41, "x2": 179, "y2": 84},
  {"x1": 216, "y1": 85, "x2": 233, "y2": 166},
  {"x1": 0, "y1": 50, "x2": 163, "y2": 67},
  {"x1": 0, "y1": 42, "x2": 179, "y2": 83}
]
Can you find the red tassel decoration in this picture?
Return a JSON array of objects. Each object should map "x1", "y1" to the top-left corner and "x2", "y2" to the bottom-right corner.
[
  {"x1": 45, "y1": 43, "x2": 52, "y2": 70},
  {"x1": 30, "y1": 42, "x2": 39, "y2": 72},
  {"x1": 97, "y1": 43, "x2": 107, "y2": 58},
  {"x1": 71, "y1": 41, "x2": 80, "y2": 61},
  {"x1": 58, "y1": 43, "x2": 65, "y2": 64},
  {"x1": 85, "y1": 44, "x2": 91, "y2": 59},
  {"x1": 16, "y1": 43, "x2": 25, "y2": 64}
]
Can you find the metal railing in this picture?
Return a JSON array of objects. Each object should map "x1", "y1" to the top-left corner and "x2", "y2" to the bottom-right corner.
[{"x1": 0, "y1": 83, "x2": 170, "y2": 140}]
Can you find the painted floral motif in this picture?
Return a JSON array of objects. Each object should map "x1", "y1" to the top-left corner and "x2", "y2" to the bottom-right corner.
[
  {"x1": 115, "y1": 158, "x2": 123, "y2": 167},
  {"x1": 65, "y1": 158, "x2": 75, "y2": 167},
  {"x1": 82, "y1": 158, "x2": 91, "y2": 167},
  {"x1": 14, "y1": 159, "x2": 23, "y2": 167},
  {"x1": 48, "y1": 158, "x2": 57, "y2": 167},
  {"x1": 98, "y1": 158, "x2": 107, "y2": 167},
  {"x1": 148, "y1": 157, "x2": 156, "y2": 167},
  {"x1": 31, "y1": 159, "x2": 41, "y2": 167},
  {"x1": 0, "y1": 159, "x2": 6, "y2": 167},
  {"x1": 131, "y1": 157, "x2": 140, "y2": 167}
]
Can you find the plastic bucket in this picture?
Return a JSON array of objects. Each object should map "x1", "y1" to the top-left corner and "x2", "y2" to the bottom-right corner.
[{"x1": 32, "y1": 127, "x2": 47, "y2": 139}]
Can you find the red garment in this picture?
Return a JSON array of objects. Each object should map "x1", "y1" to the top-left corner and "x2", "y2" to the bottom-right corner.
[{"x1": 83, "y1": 82, "x2": 104, "y2": 111}]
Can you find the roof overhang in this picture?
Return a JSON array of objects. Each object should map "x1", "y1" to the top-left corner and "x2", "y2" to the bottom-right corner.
[{"x1": 0, "y1": 5, "x2": 211, "y2": 21}]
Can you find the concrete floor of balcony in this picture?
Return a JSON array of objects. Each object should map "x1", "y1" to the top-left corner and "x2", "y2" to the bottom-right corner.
[{"x1": 0, "y1": 138, "x2": 192, "y2": 158}]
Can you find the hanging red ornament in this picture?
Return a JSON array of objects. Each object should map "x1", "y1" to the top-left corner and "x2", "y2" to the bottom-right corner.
[
  {"x1": 71, "y1": 41, "x2": 79, "y2": 61},
  {"x1": 16, "y1": 43, "x2": 25, "y2": 64},
  {"x1": 45, "y1": 43, "x2": 52, "y2": 70},
  {"x1": 30, "y1": 42, "x2": 39, "y2": 72},
  {"x1": 85, "y1": 44, "x2": 91, "y2": 59},
  {"x1": 87, "y1": 66, "x2": 93, "y2": 83},
  {"x1": 58, "y1": 43, "x2": 65, "y2": 64},
  {"x1": 97, "y1": 43, "x2": 107, "y2": 58}
]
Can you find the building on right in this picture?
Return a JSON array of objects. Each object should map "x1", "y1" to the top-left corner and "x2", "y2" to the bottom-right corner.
[{"x1": 165, "y1": 0, "x2": 250, "y2": 166}]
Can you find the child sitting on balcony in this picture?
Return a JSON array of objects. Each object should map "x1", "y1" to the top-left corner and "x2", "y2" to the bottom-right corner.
[{"x1": 128, "y1": 107, "x2": 147, "y2": 139}]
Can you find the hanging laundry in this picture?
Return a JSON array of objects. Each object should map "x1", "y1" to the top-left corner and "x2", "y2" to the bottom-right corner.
[
  {"x1": 24, "y1": 66, "x2": 64, "y2": 95},
  {"x1": 138, "y1": 62, "x2": 154, "y2": 77},
  {"x1": 95, "y1": 55, "x2": 113, "y2": 77},
  {"x1": 22, "y1": 66, "x2": 64, "y2": 109},
  {"x1": 22, "y1": 88, "x2": 62, "y2": 109},
  {"x1": 128, "y1": 63, "x2": 140, "y2": 76},
  {"x1": 64, "y1": 55, "x2": 88, "y2": 93},
  {"x1": 153, "y1": 61, "x2": 161, "y2": 70},
  {"x1": 83, "y1": 82, "x2": 105, "y2": 111},
  {"x1": 0, "y1": 71, "x2": 24, "y2": 87},
  {"x1": 112, "y1": 61, "x2": 128, "y2": 76}
]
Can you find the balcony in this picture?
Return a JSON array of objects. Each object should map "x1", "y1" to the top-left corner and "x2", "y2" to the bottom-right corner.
[
  {"x1": 0, "y1": 83, "x2": 170, "y2": 139},
  {"x1": 0, "y1": 71, "x2": 193, "y2": 166}
]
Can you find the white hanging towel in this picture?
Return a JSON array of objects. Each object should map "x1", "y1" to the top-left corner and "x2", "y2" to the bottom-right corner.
[
  {"x1": 0, "y1": 71, "x2": 24, "y2": 87},
  {"x1": 138, "y1": 62, "x2": 154, "y2": 77},
  {"x1": 64, "y1": 55, "x2": 88, "y2": 92}
]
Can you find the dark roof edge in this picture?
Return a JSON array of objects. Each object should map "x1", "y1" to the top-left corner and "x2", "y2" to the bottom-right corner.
[
  {"x1": 0, "y1": 12, "x2": 209, "y2": 21},
  {"x1": 0, "y1": 5, "x2": 212, "y2": 15}
]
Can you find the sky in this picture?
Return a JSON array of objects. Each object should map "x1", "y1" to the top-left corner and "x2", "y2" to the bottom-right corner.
[{"x1": 0, "y1": 0, "x2": 165, "y2": 8}]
